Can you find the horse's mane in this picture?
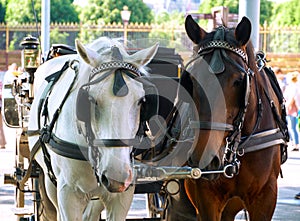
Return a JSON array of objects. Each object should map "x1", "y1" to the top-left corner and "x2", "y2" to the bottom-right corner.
[{"x1": 245, "y1": 41, "x2": 258, "y2": 74}]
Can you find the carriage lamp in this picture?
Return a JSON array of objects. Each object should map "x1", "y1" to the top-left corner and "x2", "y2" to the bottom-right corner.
[
  {"x1": 20, "y1": 35, "x2": 40, "y2": 98},
  {"x1": 20, "y1": 35, "x2": 40, "y2": 72},
  {"x1": 121, "y1": 6, "x2": 131, "y2": 46}
]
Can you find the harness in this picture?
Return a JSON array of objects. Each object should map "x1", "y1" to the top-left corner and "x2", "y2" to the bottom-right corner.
[
  {"x1": 26, "y1": 54, "x2": 153, "y2": 185},
  {"x1": 182, "y1": 26, "x2": 289, "y2": 178}
]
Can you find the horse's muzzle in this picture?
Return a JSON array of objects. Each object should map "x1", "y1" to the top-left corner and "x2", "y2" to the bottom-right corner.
[
  {"x1": 201, "y1": 156, "x2": 221, "y2": 180},
  {"x1": 101, "y1": 169, "x2": 133, "y2": 192}
]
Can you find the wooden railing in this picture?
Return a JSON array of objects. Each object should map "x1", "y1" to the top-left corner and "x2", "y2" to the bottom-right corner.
[{"x1": 266, "y1": 53, "x2": 300, "y2": 73}]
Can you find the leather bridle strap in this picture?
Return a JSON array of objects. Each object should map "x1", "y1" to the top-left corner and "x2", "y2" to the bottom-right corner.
[
  {"x1": 189, "y1": 121, "x2": 234, "y2": 131},
  {"x1": 93, "y1": 138, "x2": 141, "y2": 147}
]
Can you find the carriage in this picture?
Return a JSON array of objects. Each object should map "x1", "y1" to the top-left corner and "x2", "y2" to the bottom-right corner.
[{"x1": 2, "y1": 16, "x2": 289, "y2": 221}]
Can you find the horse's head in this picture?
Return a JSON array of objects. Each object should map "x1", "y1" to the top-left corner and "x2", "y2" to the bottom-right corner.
[
  {"x1": 75, "y1": 37, "x2": 158, "y2": 192},
  {"x1": 184, "y1": 16, "x2": 257, "y2": 179}
]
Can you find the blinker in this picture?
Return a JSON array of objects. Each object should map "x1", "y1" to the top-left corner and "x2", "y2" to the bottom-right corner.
[
  {"x1": 113, "y1": 70, "x2": 129, "y2": 97},
  {"x1": 209, "y1": 27, "x2": 225, "y2": 74}
]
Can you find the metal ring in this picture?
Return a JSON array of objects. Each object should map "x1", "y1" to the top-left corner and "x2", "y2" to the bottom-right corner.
[
  {"x1": 223, "y1": 164, "x2": 234, "y2": 179},
  {"x1": 69, "y1": 59, "x2": 79, "y2": 71},
  {"x1": 191, "y1": 168, "x2": 202, "y2": 179}
]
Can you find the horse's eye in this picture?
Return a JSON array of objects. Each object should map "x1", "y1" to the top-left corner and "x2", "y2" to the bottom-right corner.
[{"x1": 233, "y1": 78, "x2": 243, "y2": 87}]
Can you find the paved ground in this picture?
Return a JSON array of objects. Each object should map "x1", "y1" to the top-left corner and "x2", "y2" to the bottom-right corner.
[{"x1": 1, "y1": 124, "x2": 300, "y2": 220}]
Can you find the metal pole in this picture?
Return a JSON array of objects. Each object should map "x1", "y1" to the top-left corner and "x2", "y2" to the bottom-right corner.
[
  {"x1": 238, "y1": 0, "x2": 260, "y2": 51},
  {"x1": 124, "y1": 22, "x2": 128, "y2": 47},
  {"x1": 5, "y1": 24, "x2": 9, "y2": 68},
  {"x1": 41, "y1": 0, "x2": 50, "y2": 57}
]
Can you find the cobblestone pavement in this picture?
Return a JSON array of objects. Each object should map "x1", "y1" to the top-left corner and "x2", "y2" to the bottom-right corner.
[{"x1": 1, "y1": 125, "x2": 300, "y2": 220}]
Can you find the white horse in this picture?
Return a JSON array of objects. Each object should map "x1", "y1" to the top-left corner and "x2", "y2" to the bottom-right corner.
[{"x1": 28, "y1": 37, "x2": 158, "y2": 221}]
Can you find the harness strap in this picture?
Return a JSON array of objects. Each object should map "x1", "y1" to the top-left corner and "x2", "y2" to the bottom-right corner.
[
  {"x1": 23, "y1": 61, "x2": 78, "y2": 187},
  {"x1": 48, "y1": 134, "x2": 88, "y2": 160},
  {"x1": 40, "y1": 139, "x2": 57, "y2": 186},
  {"x1": 189, "y1": 121, "x2": 234, "y2": 131},
  {"x1": 239, "y1": 128, "x2": 286, "y2": 153},
  {"x1": 17, "y1": 137, "x2": 44, "y2": 190},
  {"x1": 260, "y1": 67, "x2": 289, "y2": 139},
  {"x1": 93, "y1": 138, "x2": 141, "y2": 147},
  {"x1": 37, "y1": 61, "x2": 70, "y2": 128}
]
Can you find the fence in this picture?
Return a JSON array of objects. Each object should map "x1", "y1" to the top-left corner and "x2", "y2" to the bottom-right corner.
[{"x1": 0, "y1": 22, "x2": 299, "y2": 72}]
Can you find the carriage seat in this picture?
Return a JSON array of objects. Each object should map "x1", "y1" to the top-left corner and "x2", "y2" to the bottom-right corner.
[{"x1": 46, "y1": 44, "x2": 77, "y2": 61}]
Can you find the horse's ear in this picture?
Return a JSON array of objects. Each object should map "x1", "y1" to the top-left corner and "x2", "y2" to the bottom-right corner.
[
  {"x1": 185, "y1": 15, "x2": 207, "y2": 44},
  {"x1": 235, "y1": 17, "x2": 252, "y2": 46},
  {"x1": 129, "y1": 43, "x2": 159, "y2": 66},
  {"x1": 75, "y1": 39, "x2": 100, "y2": 67}
]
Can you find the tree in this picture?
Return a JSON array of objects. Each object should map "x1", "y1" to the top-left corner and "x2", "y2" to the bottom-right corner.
[
  {"x1": 4, "y1": 0, "x2": 79, "y2": 50},
  {"x1": 5, "y1": 0, "x2": 79, "y2": 24},
  {"x1": 78, "y1": 0, "x2": 153, "y2": 43},
  {"x1": 51, "y1": 0, "x2": 79, "y2": 23},
  {"x1": 260, "y1": 0, "x2": 273, "y2": 25},
  {"x1": 199, "y1": 0, "x2": 239, "y2": 14},
  {"x1": 79, "y1": 0, "x2": 153, "y2": 24},
  {"x1": 198, "y1": 0, "x2": 273, "y2": 25},
  {"x1": 269, "y1": 0, "x2": 300, "y2": 53},
  {"x1": 271, "y1": 0, "x2": 300, "y2": 25},
  {"x1": 0, "y1": 0, "x2": 6, "y2": 23},
  {"x1": 149, "y1": 11, "x2": 186, "y2": 49}
]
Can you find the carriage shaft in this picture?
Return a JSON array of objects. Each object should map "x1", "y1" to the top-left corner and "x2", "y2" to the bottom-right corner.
[
  {"x1": 134, "y1": 165, "x2": 201, "y2": 183},
  {"x1": 134, "y1": 163, "x2": 237, "y2": 183}
]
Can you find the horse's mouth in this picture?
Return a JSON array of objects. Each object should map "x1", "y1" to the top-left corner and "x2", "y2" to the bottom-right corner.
[
  {"x1": 201, "y1": 156, "x2": 221, "y2": 180},
  {"x1": 100, "y1": 169, "x2": 133, "y2": 193}
]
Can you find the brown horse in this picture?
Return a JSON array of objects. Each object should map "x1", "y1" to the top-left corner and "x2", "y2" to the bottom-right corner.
[{"x1": 170, "y1": 15, "x2": 289, "y2": 221}]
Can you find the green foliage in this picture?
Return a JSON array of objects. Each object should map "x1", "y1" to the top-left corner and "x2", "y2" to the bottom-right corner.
[
  {"x1": 199, "y1": 0, "x2": 238, "y2": 14},
  {"x1": 149, "y1": 11, "x2": 186, "y2": 49},
  {"x1": 198, "y1": 0, "x2": 272, "y2": 25},
  {"x1": 79, "y1": 0, "x2": 153, "y2": 24},
  {"x1": 78, "y1": 0, "x2": 153, "y2": 43},
  {"x1": 268, "y1": 0, "x2": 300, "y2": 53},
  {"x1": 50, "y1": 28, "x2": 69, "y2": 45},
  {"x1": 5, "y1": 0, "x2": 79, "y2": 24},
  {"x1": 0, "y1": 0, "x2": 6, "y2": 23},
  {"x1": 271, "y1": 0, "x2": 300, "y2": 25},
  {"x1": 4, "y1": 0, "x2": 79, "y2": 50},
  {"x1": 269, "y1": 30, "x2": 300, "y2": 53},
  {"x1": 50, "y1": 0, "x2": 79, "y2": 23},
  {"x1": 154, "y1": 11, "x2": 184, "y2": 25},
  {"x1": 5, "y1": 0, "x2": 40, "y2": 24},
  {"x1": 260, "y1": 0, "x2": 273, "y2": 25}
]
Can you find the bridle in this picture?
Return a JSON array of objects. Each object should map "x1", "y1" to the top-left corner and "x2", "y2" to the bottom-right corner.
[
  {"x1": 186, "y1": 26, "x2": 255, "y2": 177},
  {"x1": 77, "y1": 60, "x2": 146, "y2": 173}
]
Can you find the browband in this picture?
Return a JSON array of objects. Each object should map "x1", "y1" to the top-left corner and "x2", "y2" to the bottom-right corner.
[
  {"x1": 90, "y1": 61, "x2": 142, "y2": 79},
  {"x1": 198, "y1": 40, "x2": 248, "y2": 63}
]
